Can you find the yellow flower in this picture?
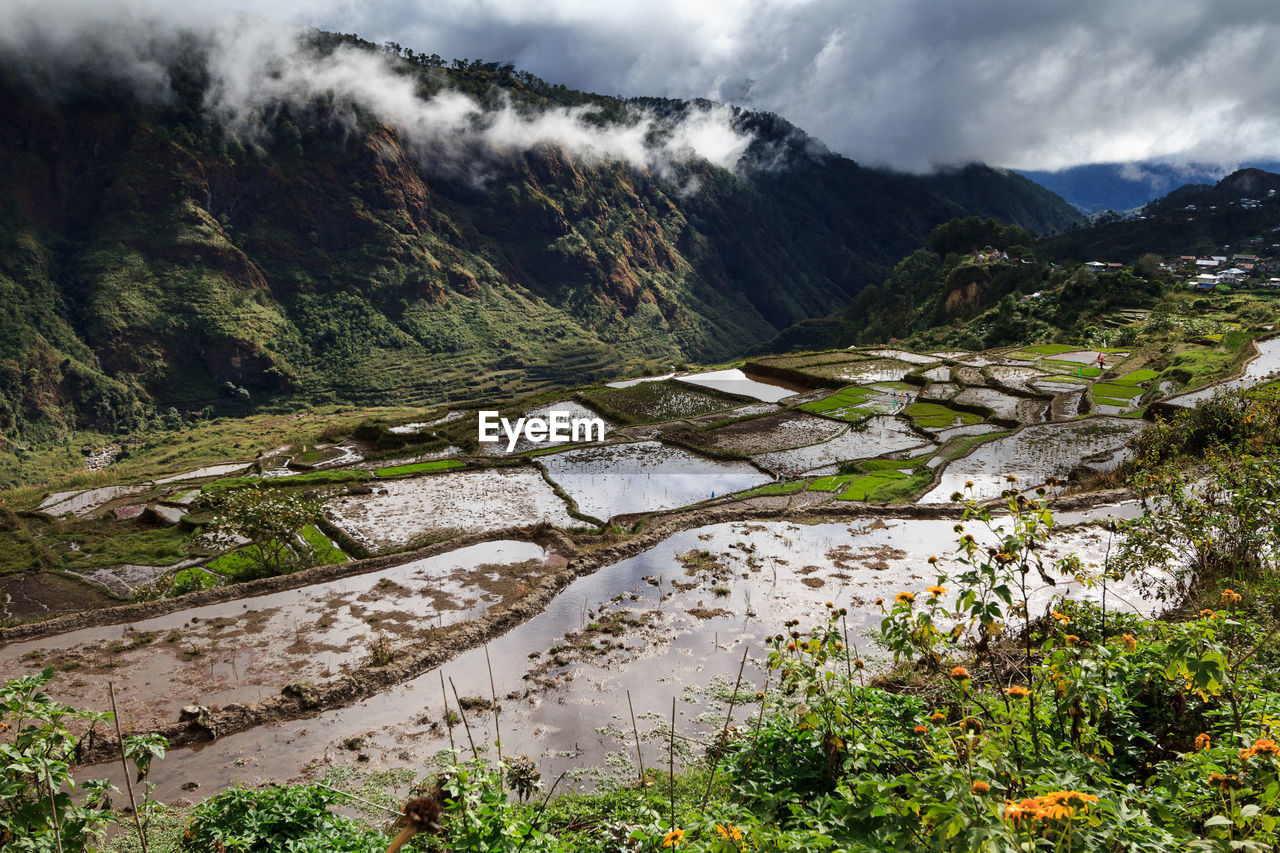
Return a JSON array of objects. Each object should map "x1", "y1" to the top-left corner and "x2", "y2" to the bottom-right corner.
[
  {"x1": 1052, "y1": 611, "x2": 1070, "y2": 623},
  {"x1": 1005, "y1": 685, "x2": 1030, "y2": 699},
  {"x1": 926, "y1": 585, "x2": 948, "y2": 596},
  {"x1": 1121, "y1": 633, "x2": 1138, "y2": 651},
  {"x1": 715, "y1": 824, "x2": 743, "y2": 842},
  {"x1": 1199, "y1": 609, "x2": 1216, "y2": 619},
  {"x1": 971, "y1": 780, "x2": 990, "y2": 794},
  {"x1": 1195, "y1": 733, "x2": 1210, "y2": 751},
  {"x1": 662, "y1": 828, "x2": 685, "y2": 848},
  {"x1": 874, "y1": 597, "x2": 884, "y2": 607},
  {"x1": 895, "y1": 591, "x2": 915, "y2": 605},
  {"x1": 1221, "y1": 589, "x2": 1242, "y2": 605}
]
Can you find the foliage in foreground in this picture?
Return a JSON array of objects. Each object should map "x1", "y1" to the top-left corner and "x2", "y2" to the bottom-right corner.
[{"x1": 1, "y1": 668, "x2": 165, "y2": 852}]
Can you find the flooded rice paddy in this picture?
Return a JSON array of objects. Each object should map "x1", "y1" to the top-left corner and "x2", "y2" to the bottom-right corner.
[
  {"x1": 674, "y1": 369, "x2": 808, "y2": 402},
  {"x1": 325, "y1": 469, "x2": 577, "y2": 550},
  {"x1": 540, "y1": 442, "x2": 770, "y2": 519},
  {"x1": 66, "y1": 514, "x2": 1153, "y2": 801},
  {"x1": 754, "y1": 418, "x2": 930, "y2": 475},
  {"x1": 920, "y1": 418, "x2": 1145, "y2": 503},
  {"x1": 1, "y1": 541, "x2": 557, "y2": 731},
  {"x1": 1166, "y1": 336, "x2": 1280, "y2": 406}
]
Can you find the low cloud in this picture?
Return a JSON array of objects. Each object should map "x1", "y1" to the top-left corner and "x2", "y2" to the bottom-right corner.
[
  {"x1": 7, "y1": 0, "x2": 1280, "y2": 173},
  {"x1": 0, "y1": 0, "x2": 756, "y2": 181}
]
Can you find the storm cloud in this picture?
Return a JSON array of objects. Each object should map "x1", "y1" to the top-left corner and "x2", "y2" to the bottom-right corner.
[
  {"x1": 233, "y1": 0, "x2": 1280, "y2": 172},
  {"x1": 4, "y1": 0, "x2": 1278, "y2": 173}
]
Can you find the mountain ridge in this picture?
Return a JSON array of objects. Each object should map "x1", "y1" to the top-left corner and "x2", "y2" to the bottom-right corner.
[{"x1": 0, "y1": 33, "x2": 1082, "y2": 442}]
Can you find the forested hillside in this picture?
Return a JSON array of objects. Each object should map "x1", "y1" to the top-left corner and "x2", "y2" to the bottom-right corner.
[{"x1": 0, "y1": 32, "x2": 1082, "y2": 443}]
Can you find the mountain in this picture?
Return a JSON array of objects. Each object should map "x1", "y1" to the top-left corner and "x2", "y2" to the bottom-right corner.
[
  {"x1": 1019, "y1": 161, "x2": 1280, "y2": 215},
  {"x1": 1038, "y1": 168, "x2": 1280, "y2": 263},
  {"x1": 0, "y1": 32, "x2": 1082, "y2": 442}
]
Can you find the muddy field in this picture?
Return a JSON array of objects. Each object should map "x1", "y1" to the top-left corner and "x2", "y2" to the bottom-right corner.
[{"x1": 325, "y1": 468, "x2": 578, "y2": 550}]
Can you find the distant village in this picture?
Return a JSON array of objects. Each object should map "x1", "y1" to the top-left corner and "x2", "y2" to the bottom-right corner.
[{"x1": 1089, "y1": 187, "x2": 1280, "y2": 291}]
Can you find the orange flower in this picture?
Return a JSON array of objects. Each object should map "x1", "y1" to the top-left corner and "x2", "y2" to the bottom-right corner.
[
  {"x1": 854, "y1": 658, "x2": 865, "y2": 670},
  {"x1": 1052, "y1": 611, "x2": 1070, "y2": 623},
  {"x1": 1241, "y1": 738, "x2": 1279, "y2": 761},
  {"x1": 931, "y1": 711, "x2": 946, "y2": 723},
  {"x1": 1208, "y1": 773, "x2": 1241, "y2": 791},
  {"x1": 662, "y1": 828, "x2": 685, "y2": 848},
  {"x1": 895, "y1": 591, "x2": 915, "y2": 606},
  {"x1": 1005, "y1": 685, "x2": 1030, "y2": 699},
  {"x1": 1200, "y1": 609, "x2": 1216, "y2": 619},
  {"x1": 950, "y1": 666, "x2": 971, "y2": 682},
  {"x1": 1035, "y1": 791, "x2": 1098, "y2": 820},
  {"x1": 1121, "y1": 633, "x2": 1138, "y2": 651},
  {"x1": 874, "y1": 597, "x2": 884, "y2": 607},
  {"x1": 926, "y1": 585, "x2": 948, "y2": 596},
  {"x1": 1220, "y1": 589, "x2": 1242, "y2": 605},
  {"x1": 927, "y1": 555, "x2": 939, "y2": 564},
  {"x1": 715, "y1": 825, "x2": 743, "y2": 842},
  {"x1": 1194, "y1": 733, "x2": 1210, "y2": 752},
  {"x1": 913, "y1": 725, "x2": 928, "y2": 734},
  {"x1": 971, "y1": 781, "x2": 990, "y2": 794}
]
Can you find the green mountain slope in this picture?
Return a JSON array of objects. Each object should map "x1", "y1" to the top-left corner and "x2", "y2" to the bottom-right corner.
[{"x1": 0, "y1": 35, "x2": 1082, "y2": 442}]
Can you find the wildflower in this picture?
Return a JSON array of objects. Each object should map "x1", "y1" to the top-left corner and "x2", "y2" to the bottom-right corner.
[
  {"x1": 954, "y1": 524, "x2": 965, "y2": 533},
  {"x1": 965, "y1": 480, "x2": 974, "y2": 488},
  {"x1": 1065, "y1": 634, "x2": 1081, "y2": 646},
  {"x1": 931, "y1": 711, "x2": 946, "y2": 723},
  {"x1": 1035, "y1": 791, "x2": 1098, "y2": 820},
  {"x1": 715, "y1": 825, "x2": 743, "y2": 842},
  {"x1": 835, "y1": 642, "x2": 844, "y2": 651},
  {"x1": 1195, "y1": 733, "x2": 1210, "y2": 752},
  {"x1": 1004, "y1": 799, "x2": 1042, "y2": 826},
  {"x1": 755, "y1": 691, "x2": 765, "y2": 701},
  {"x1": 927, "y1": 555, "x2": 939, "y2": 564},
  {"x1": 1221, "y1": 589, "x2": 1242, "y2": 605},
  {"x1": 1121, "y1": 633, "x2": 1138, "y2": 651},
  {"x1": 895, "y1": 591, "x2": 916, "y2": 605},
  {"x1": 786, "y1": 642, "x2": 797, "y2": 652},
  {"x1": 874, "y1": 597, "x2": 884, "y2": 607},
  {"x1": 825, "y1": 601, "x2": 834, "y2": 608},
  {"x1": 1199, "y1": 609, "x2": 1216, "y2": 619},
  {"x1": 1052, "y1": 611, "x2": 1070, "y2": 623},
  {"x1": 1006, "y1": 474, "x2": 1018, "y2": 483},
  {"x1": 926, "y1": 585, "x2": 948, "y2": 596},
  {"x1": 963, "y1": 717, "x2": 983, "y2": 734},
  {"x1": 854, "y1": 658, "x2": 865, "y2": 670},
  {"x1": 1005, "y1": 685, "x2": 1030, "y2": 699},
  {"x1": 1208, "y1": 773, "x2": 1242, "y2": 791},
  {"x1": 1241, "y1": 738, "x2": 1279, "y2": 761},
  {"x1": 662, "y1": 828, "x2": 685, "y2": 848},
  {"x1": 913, "y1": 725, "x2": 928, "y2": 734},
  {"x1": 971, "y1": 781, "x2": 990, "y2": 794},
  {"x1": 963, "y1": 534, "x2": 975, "y2": 544},
  {"x1": 950, "y1": 666, "x2": 971, "y2": 682}
]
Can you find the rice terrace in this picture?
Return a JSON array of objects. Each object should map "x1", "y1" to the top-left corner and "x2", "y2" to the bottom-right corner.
[{"x1": 6, "y1": 5, "x2": 1280, "y2": 850}]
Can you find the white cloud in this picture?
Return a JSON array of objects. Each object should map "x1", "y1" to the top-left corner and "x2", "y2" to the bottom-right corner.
[{"x1": 5, "y1": 0, "x2": 1280, "y2": 172}]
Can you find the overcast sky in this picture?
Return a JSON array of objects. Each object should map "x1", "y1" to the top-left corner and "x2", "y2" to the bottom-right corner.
[{"x1": 9, "y1": 0, "x2": 1280, "y2": 172}]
